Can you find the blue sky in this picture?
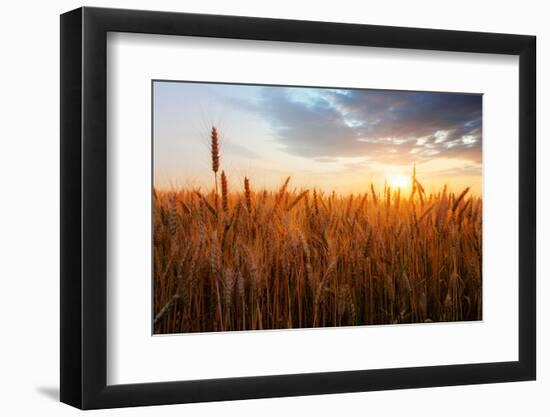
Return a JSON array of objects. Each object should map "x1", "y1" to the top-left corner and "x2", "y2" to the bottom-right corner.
[{"x1": 153, "y1": 81, "x2": 482, "y2": 194}]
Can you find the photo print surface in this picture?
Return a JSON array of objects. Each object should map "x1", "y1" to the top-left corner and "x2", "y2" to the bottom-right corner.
[{"x1": 152, "y1": 81, "x2": 482, "y2": 334}]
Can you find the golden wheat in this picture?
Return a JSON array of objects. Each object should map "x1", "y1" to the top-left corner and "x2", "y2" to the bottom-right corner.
[{"x1": 153, "y1": 130, "x2": 482, "y2": 334}]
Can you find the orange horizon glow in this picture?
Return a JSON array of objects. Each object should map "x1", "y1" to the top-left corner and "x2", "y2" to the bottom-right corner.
[{"x1": 153, "y1": 171, "x2": 481, "y2": 198}]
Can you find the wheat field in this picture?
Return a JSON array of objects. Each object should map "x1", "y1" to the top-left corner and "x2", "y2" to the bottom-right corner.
[{"x1": 153, "y1": 128, "x2": 482, "y2": 334}]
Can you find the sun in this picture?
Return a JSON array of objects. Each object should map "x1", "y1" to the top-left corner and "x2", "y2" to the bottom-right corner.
[{"x1": 389, "y1": 175, "x2": 411, "y2": 189}]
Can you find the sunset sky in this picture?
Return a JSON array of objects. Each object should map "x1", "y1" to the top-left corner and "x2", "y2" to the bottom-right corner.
[{"x1": 153, "y1": 81, "x2": 482, "y2": 195}]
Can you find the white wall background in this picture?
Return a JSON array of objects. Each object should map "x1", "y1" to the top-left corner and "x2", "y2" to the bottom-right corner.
[{"x1": 0, "y1": 0, "x2": 546, "y2": 415}]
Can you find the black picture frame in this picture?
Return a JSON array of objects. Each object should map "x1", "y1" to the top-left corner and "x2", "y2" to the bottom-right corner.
[{"x1": 60, "y1": 6, "x2": 536, "y2": 410}]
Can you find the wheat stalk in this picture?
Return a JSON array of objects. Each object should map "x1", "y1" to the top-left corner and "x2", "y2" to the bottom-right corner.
[
  {"x1": 211, "y1": 126, "x2": 220, "y2": 198},
  {"x1": 287, "y1": 190, "x2": 309, "y2": 211},
  {"x1": 244, "y1": 176, "x2": 252, "y2": 213},
  {"x1": 221, "y1": 170, "x2": 229, "y2": 213}
]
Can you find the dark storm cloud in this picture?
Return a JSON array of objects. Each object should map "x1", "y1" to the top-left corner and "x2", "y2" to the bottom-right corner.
[{"x1": 245, "y1": 87, "x2": 482, "y2": 164}]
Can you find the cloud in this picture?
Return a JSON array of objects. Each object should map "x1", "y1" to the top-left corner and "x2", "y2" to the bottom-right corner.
[
  {"x1": 235, "y1": 86, "x2": 482, "y2": 165},
  {"x1": 222, "y1": 139, "x2": 260, "y2": 160}
]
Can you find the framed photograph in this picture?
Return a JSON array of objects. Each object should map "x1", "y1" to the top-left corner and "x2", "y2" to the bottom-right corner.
[{"x1": 60, "y1": 6, "x2": 536, "y2": 409}]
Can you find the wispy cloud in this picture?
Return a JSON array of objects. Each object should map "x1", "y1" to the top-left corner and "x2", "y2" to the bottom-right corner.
[
  {"x1": 227, "y1": 86, "x2": 481, "y2": 165},
  {"x1": 222, "y1": 139, "x2": 260, "y2": 160}
]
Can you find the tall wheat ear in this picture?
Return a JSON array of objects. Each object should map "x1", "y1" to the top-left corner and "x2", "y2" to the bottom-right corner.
[
  {"x1": 221, "y1": 170, "x2": 229, "y2": 213},
  {"x1": 211, "y1": 126, "x2": 220, "y2": 197},
  {"x1": 244, "y1": 176, "x2": 252, "y2": 213}
]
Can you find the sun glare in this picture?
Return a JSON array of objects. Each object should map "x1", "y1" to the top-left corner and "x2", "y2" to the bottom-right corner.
[{"x1": 389, "y1": 175, "x2": 410, "y2": 189}]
